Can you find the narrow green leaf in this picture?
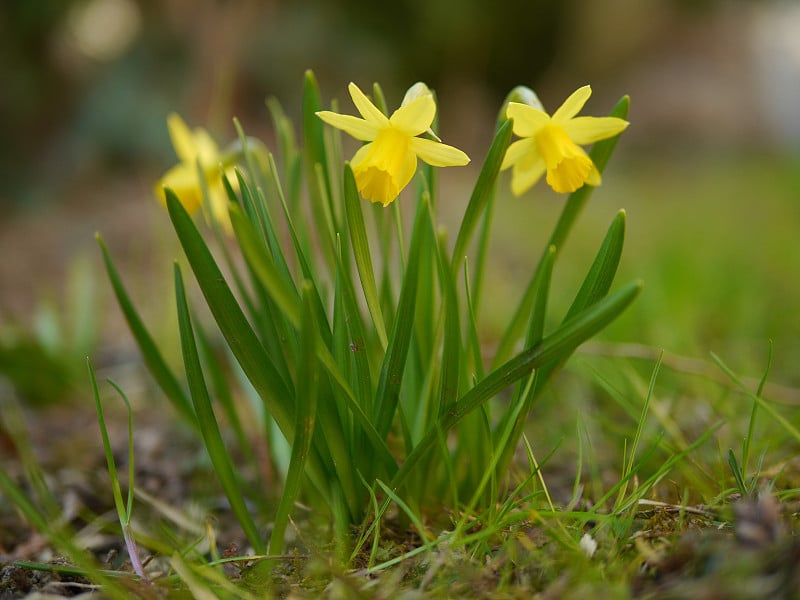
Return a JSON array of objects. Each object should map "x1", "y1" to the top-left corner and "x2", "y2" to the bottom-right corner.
[
  {"x1": 233, "y1": 205, "x2": 397, "y2": 478},
  {"x1": 492, "y1": 245, "x2": 556, "y2": 472},
  {"x1": 374, "y1": 194, "x2": 430, "y2": 438},
  {"x1": 174, "y1": 264, "x2": 264, "y2": 553},
  {"x1": 194, "y1": 315, "x2": 259, "y2": 477},
  {"x1": 96, "y1": 234, "x2": 195, "y2": 425},
  {"x1": 334, "y1": 235, "x2": 374, "y2": 412},
  {"x1": 563, "y1": 210, "x2": 626, "y2": 322},
  {"x1": 0, "y1": 470, "x2": 129, "y2": 600},
  {"x1": 344, "y1": 163, "x2": 388, "y2": 350},
  {"x1": 434, "y1": 227, "x2": 461, "y2": 415},
  {"x1": 390, "y1": 280, "x2": 642, "y2": 492},
  {"x1": 88, "y1": 361, "x2": 129, "y2": 525},
  {"x1": 302, "y1": 70, "x2": 331, "y2": 203},
  {"x1": 270, "y1": 283, "x2": 319, "y2": 555},
  {"x1": 165, "y1": 191, "x2": 294, "y2": 437},
  {"x1": 527, "y1": 210, "x2": 627, "y2": 399},
  {"x1": 451, "y1": 119, "x2": 513, "y2": 273},
  {"x1": 270, "y1": 152, "x2": 333, "y2": 347}
]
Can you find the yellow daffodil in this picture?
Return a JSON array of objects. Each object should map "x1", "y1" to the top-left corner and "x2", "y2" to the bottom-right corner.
[
  {"x1": 501, "y1": 85, "x2": 629, "y2": 195},
  {"x1": 154, "y1": 113, "x2": 234, "y2": 232},
  {"x1": 317, "y1": 82, "x2": 470, "y2": 206}
]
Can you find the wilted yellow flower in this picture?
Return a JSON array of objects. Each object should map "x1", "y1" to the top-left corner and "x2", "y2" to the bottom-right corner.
[
  {"x1": 501, "y1": 86, "x2": 629, "y2": 195},
  {"x1": 317, "y1": 82, "x2": 470, "y2": 206},
  {"x1": 154, "y1": 113, "x2": 234, "y2": 232}
]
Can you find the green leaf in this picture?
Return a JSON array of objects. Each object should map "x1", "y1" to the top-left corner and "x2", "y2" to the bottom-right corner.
[
  {"x1": 563, "y1": 210, "x2": 626, "y2": 322},
  {"x1": 344, "y1": 163, "x2": 388, "y2": 350},
  {"x1": 373, "y1": 194, "x2": 430, "y2": 438},
  {"x1": 528, "y1": 210, "x2": 627, "y2": 399},
  {"x1": 233, "y1": 204, "x2": 397, "y2": 479},
  {"x1": 451, "y1": 119, "x2": 513, "y2": 273},
  {"x1": 492, "y1": 245, "x2": 556, "y2": 472},
  {"x1": 434, "y1": 226, "x2": 461, "y2": 415},
  {"x1": 165, "y1": 190, "x2": 294, "y2": 437},
  {"x1": 302, "y1": 70, "x2": 331, "y2": 203},
  {"x1": 334, "y1": 236, "x2": 374, "y2": 413},
  {"x1": 174, "y1": 264, "x2": 264, "y2": 553},
  {"x1": 389, "y1": 280, "x2": 642, "y2": 493},
  {"x1": 270, "y1": 152, "x2": 333, "y2": 347},
  {"x1": 270, "y1": 283, "x2": 319, "y2": 555},
  {"x1": 96, "y1": 234, "x2": 195, "y2": 425}
]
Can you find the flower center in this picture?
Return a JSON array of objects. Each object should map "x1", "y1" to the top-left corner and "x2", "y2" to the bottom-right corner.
[
  {"x1": 536, "y1": 124, "x2": 594, "y2": 194},
  {"x1": 353, "y1": 127, "x2": 410, "y2": 205}
]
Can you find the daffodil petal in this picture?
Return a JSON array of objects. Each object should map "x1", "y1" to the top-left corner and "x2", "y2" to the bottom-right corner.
[
  {"x1": 390, "y1": 151, "x2": 418, "y2": 205},
  {"x1": 510, "y1": 158, "x2": 546, "y2": 196},
  {"x1": 408, "y1": 137, "x2": 470, "y2": 167},
  {"x1": 401, "y1": 82, "x2": 432, "y2": 106},
  {"x1": 562, "y1": 116, "x2": 629, "y2": 145},
  {"x1": 159, "y1": 164, "x2": 204, "y2": 213},
  {"x1": 585, "y1": 163, "x2": 602, "y2": 187},
  {"x1": 194, "y1": 128, "x2": 221, "y2": 165},
  {"x1": 348, "y1": 82, "x2": 390, "y2": 127},
  {"x1": 552, "y1": 85, "x2": 592, "y2": 123},
  {"x1": 208, "y1": 186, "x2": 233, "y2": 234},
  {"x1": 167, "y1": 113, "x2": 197, "y2": 162},
  {"x1": 500, "y1": 138, "x2": 537, "y2": 171},
  {"x1": 350, "y1": 142, "x2": 372, "y2": 167},
  {"x1": 506, "y1": 103, "x2": 549, "y2": 137},
  {"x1": 390, "y1": 94, "x2": 436, "y2": 136},
  {"x1": 316, "y1": 111, "x2": 379, "y2": 141}
]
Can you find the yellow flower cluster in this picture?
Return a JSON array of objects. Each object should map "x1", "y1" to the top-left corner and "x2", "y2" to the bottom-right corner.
[{"x1": 156, "y1": 82, "x2": 628, "y2": 227}]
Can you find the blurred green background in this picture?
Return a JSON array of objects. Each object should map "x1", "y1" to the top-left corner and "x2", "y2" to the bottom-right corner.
[{"x1": 1, "y1": 0, "x2": 799, "y2": 399}]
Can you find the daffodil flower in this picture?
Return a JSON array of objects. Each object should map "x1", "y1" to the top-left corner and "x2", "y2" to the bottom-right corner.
[
  {"x1": 317, "y1": 82, "x2": 470, "y2": 206},
  {"x1": 501, "y1": 85, "x2": 629, "y2": 195},
  {"x1": 154, "y1": 113, "x2": 235, "y2": 232}
]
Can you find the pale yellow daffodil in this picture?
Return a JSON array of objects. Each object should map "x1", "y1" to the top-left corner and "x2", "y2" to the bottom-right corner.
[
  {"x1": 154, "y1": 113, "x2": 234, "y2": 232},
  {"x1": 501, "y1": 86, "x2": 629, "y2": 195},
  {"x1": 317, "y1": 82, "x2": 470, "y2": 206}
]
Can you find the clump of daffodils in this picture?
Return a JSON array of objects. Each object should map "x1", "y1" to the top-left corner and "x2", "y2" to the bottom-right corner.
[
  {"x1": 316, "y1": 82, "x2": 470, "y2": 206},
  {"x1": 106, "y1": 72, "x2": 637, "y2": 565}
]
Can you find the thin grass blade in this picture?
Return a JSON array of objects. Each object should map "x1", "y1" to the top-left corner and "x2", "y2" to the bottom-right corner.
[
  {"x1": 174, "y1": 263, "x2": 264, "y2": 553},
  {"x1": 269, "y1": 283, "x2": 319, "y2": 555},
  {"x1": 96, "y1": 234, "x2": 195, "y2": 424}
]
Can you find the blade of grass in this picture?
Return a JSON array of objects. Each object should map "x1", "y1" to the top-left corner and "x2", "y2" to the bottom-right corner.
[
  {"x1": 373, "y1": 193, "x2": 430, "y2": 438},
  {"x1": 712, "y1": 352, "x2": 800, "y2": 444},
  {"x1": 0, "y1": 471, "x2": 131, "y2": 599},
  {"x1": 343, "y1": 163, "x2": 388, "y2": 350},
  {"x1": 269, "y1": 283, "x2": 319, "y2": 556},
  {"x1": 166, "y1": 190, "x2": 294, "y2": 436},
  {"x1": 232, "y1": 206, "x2": 397, "y2": 478},
  {"x1": 389, "y1": 280, "x2": 642, "y2": 493},
  {"x1": 174, "y1": 263, "x2": 264, "y2": 554},
  {"x1": 88, "y1": 363, "x2": 145, "y2": 578},
  {"x1": 96, "y1": 234, "x2": 195, "y2": 425},
  {"x1": 450, "y1": 119, "x2": 513, "y2": 274}
]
